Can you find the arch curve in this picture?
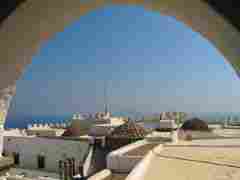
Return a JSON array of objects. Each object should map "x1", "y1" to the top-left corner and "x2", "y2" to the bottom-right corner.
[{"x1": 0, "y1": 0, "x2": 240, "y2": 127}]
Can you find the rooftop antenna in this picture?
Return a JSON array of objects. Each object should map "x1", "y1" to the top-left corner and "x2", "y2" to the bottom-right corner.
[{"x1": 104, "y1": 79, "x2": 109, "y2": 115}]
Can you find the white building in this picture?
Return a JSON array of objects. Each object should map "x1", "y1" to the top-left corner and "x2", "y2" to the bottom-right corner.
[
  {"x1": 2, "y1": 136, "x2": 90, "y2": 174},
  {"x1": 0, "y1": 129, "x2": 27, "y2": 158}
]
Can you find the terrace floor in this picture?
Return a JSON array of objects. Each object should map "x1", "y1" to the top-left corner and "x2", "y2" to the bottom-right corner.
[
  {"x1": 124, "y1": 143, "x2": 159, "y2": 156},
  {"x1": 127, "y1": 138, "x2": 240, "y2": 180},
  {"x1": 141, "y1": 155, "x2": 240, "y2": 180},
  {"x1": 156, "y1": 145, "x2": 240, "y2": 168}
]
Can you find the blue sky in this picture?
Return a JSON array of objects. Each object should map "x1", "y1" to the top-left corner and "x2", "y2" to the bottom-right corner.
[{"x1": 6, "y1": 5, "x2": 240, "y2": 122}]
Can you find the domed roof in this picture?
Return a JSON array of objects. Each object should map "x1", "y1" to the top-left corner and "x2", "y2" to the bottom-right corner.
[
  {"x1": 181, "y1": 117, "x2": 209, "y2": 131},
  {"x1": 109, "y1": 119, "x2": 149, "y2": 138}
]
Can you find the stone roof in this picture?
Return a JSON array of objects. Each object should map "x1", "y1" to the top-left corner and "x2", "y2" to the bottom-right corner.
[{"x1": 109, "y1": 119, "x2": 148, "y2": 138}]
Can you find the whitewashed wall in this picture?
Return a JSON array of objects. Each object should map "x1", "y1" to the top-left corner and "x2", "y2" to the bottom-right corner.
[
  {"x1": 3, "y1": 136, "x2": 90, "y2": 173},
  {"x1": 0, "y1": 129, "x2": 26, "y2": 157}
]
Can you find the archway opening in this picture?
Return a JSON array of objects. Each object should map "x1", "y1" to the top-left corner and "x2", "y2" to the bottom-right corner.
[{"x1": 3, "y1": 5, "x2": 240, "y2": 129}]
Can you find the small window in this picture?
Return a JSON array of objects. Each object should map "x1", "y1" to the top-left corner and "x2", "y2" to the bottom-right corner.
[
  {"x1": 13, "y1": 152, "x2": 20, "y2": 165},
  {"x1": 2, "y1": 150, "x2": 6, "y2": 156},
  {"x1": 37, "y1": 155, "x2": 45, "y2": 169}
]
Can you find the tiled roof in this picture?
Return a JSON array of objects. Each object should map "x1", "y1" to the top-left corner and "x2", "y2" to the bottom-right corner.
[{"x1": 109, "y1": 120, "x2": 148, "y2": 138}]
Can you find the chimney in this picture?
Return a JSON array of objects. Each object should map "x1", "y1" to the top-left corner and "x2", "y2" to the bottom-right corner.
[
  {"x1": 63, "y1": 161, "x2": 68, "y2": 180},
  {"x1": 58, "y1": 160, "x2": 63, "y2": 180}
]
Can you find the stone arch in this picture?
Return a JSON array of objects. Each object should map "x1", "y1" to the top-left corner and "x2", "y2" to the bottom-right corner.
[{"x1": 0, "y1": 0, "x2": 240, "y2": 127}]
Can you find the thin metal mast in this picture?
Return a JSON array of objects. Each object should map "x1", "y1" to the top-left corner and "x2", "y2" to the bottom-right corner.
[{"x1": 104, "y1": 79, "x2": 108, "y2": 114}]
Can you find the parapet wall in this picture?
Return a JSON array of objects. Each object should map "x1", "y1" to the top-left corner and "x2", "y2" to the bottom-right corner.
[
  {"x1": 27, "y1": 122, "x2": 68, "y2": 129},
  {"x1": 107, "y1": 140, "x2": 151, "y2": 173}
]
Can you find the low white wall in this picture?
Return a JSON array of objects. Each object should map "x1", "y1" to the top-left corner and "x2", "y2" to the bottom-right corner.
[
  {"x1": 107, "y1": 140, "x2": 151, "y2": 173},
  {"x1": 126, "y1": 145, "x2": 163, "y2": 180},
  {"x1": 114, "y1": 155, "x2": 142, "y2": 173},
  {"x1": 125, "y1": 152, "x2": 153, "y2": 180}
]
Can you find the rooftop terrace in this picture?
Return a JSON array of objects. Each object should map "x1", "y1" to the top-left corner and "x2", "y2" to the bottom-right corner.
[
  {"x1": 126, "y1": 138, "x2": 240, "y2": 180},
  {"x1": 124, "y1": 143, "x2": 158, "y2": 156}
]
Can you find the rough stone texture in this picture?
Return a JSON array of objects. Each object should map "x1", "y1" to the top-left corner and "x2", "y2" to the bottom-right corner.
[
  {"x1": 0, "y1": 156, "x2": 14, "y2": 170},
  {"x1": 106, "y1": 120, "x2": 149, "y2": 150}
]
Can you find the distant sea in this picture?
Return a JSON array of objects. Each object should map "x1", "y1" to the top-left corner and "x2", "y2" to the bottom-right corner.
[
  {"x1": 5, "y1": 115, "x2": 71, "y2": 129},
  {"x1": 4, "y1": 111, "x2": 146, "y2": 129},
  {"x1": 4, "y1": 112, "x2": 240, "y2": 129}
]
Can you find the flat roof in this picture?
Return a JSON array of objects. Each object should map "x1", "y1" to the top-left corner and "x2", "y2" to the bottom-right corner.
[
  {"x1": 141, "y1": 155, "x2": 240, "y2": 180},
  {"x1": 124, "y1": 143, "x2": 159, "y2": 156},
  {"x1": 160, "y1": 138, "x2": 240, "y2": 168},
  {"x1": 130, "y1": 139, "x2": 240, "y2": 180},
  {"x1": 156, "y1": 145, "x2": 240, "y2": 167}
]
